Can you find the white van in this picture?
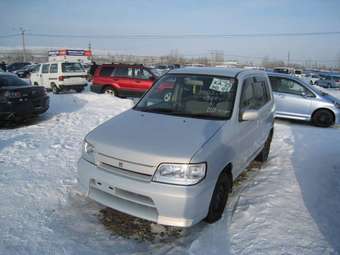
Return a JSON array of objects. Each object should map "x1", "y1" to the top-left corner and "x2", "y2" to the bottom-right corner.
[{"x1": 30, "y1": 62, "x2": 87, "y2": 93}]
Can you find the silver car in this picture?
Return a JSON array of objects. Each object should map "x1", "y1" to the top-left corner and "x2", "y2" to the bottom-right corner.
[
  {"x1": 78, "y1": 68, "x2": 275, "y2": 227},
  {"x1": 315, "y1": 74, "x2": 340, "y2": 89},
  {"x1": 268, "y1": 72, "x2": 340, "y2": 127}
]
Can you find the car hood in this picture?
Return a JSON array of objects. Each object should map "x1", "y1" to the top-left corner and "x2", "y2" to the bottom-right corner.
[
  {"x1": 321, "y1": 93, "x2": 340, "y2": 105},
  {"x1": 85, "y1": 109, "x2": 224, "y2": 175}
]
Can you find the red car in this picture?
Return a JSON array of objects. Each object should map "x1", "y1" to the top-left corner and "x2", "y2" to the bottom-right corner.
[{"x1": 91, "y1": 64, "x2": 159, "y2": 97}]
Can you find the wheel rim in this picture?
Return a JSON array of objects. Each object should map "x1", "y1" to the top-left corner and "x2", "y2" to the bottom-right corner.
[{"x1": 105, "y1": 89, "x2": 114, "y2": 95}]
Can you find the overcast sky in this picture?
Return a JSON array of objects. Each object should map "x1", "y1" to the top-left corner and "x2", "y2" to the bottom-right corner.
[{"x1": 1, "y1": 0, "x2": 340, "y2": 65}]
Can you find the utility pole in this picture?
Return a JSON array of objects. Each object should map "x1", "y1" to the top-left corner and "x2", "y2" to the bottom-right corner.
[
  {"x1": 287, "y1": 51, "x2": 290, "y2": 67},
  {"x1": 19, "y1": 27, "x2": 26, "y2": 62},
  {"x1": 88, "y1": 41, "x2": 92, "y2": 51}
]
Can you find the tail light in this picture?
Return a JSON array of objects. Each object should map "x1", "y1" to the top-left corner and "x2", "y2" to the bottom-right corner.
[{"x1": 58, "y1": 76, "x2": 64, "y2": 81}]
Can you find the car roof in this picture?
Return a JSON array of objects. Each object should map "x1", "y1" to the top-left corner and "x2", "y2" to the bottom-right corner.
[
  {"x1": 100, "y1": 63, "x2": 144, "y2": 67},
  {"x1": 168, "y1": 67, "x2": 265, "y2": 78},
  {"x1": 0, "y1": 72, "x2": 16, "y2": 77}
]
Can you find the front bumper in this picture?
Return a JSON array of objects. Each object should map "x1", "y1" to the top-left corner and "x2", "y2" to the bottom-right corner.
[
  {"x1": 77, "y1": 158, "x2": 214, "y2": 227},
  {"x1": 58, "y1": 84, "x2": 87, "y2": 90},
  {"x1": 0, "y1": 96, "x2": 49, "y2": 119}
]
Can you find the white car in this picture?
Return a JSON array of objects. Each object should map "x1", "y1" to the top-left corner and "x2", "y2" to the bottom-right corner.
[
  {"x1": 30, "y1": 62, "x2": 87, "y2": 93},
  {"x1": 78, "y1": 68, "x2": 275, "y2": 227}
]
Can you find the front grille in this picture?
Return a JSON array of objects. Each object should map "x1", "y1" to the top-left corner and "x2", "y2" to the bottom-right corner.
[
  {"x1": 95, "y1": 153, "x2": 155, "y2": 181},
  {"x1": 98, "y1": 161, "x2": 152, "y2": 182}
]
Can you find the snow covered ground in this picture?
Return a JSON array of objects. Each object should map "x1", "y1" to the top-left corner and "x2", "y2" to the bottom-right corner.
[{"x1": 0, "y1": 90, "x2": 340, "y2": 255}]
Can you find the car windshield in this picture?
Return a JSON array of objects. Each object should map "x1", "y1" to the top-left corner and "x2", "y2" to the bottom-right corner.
[
  {"x1": 134, "y1": 74, "x2": 237, "y2": 120},
  {"x1": 61, "y1": 63, "x2": 85, "y2": 73},
  {"x1": 0, "y1": 75, "x2": 28, "y2": 87}
]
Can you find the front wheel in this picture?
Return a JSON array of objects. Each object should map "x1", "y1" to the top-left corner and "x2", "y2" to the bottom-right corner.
[
  {"x1": 103, "y1": 87, "x2": 116, "y2": 96},
  {"x1": 204, "y1": 171, "x2": 231, "y2": 224},
  {"x1": 255, "y1": 130, "x2": 273, "y2": 162},
  {"x1": 312, "y1": 109, "x2": 334, "y2": 127}
]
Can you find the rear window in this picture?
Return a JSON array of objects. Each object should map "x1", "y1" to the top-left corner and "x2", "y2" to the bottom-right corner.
[
  {"x1": 99, "y1": 66, "x2": 115, "y2": 77},
  {"x1": 62, "y1": 63, "x2": 85, "y2": 73},
  {"x1": 0, "y1": 75, "x2": 28, "y2": 87}
]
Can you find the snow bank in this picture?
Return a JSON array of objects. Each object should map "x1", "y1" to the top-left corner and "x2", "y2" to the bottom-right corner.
[{"x1": 0, "y1": 91, "x2": 339, "y2": 255}]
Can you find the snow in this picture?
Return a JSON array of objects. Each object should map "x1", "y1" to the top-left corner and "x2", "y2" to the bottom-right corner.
[{"x1": 1, "y1": 91, "x2": 340, "y2": 255}]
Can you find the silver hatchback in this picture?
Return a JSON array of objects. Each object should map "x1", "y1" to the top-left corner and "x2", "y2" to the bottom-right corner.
[
  {"x1": 268, "y1": 72, "x2": 340, "y2": 127},
  {"x1": 78, "y1": 68, "x2": 275, "y2": 227}
]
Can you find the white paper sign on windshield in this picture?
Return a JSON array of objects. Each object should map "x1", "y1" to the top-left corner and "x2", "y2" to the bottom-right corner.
[{"x1": 209, "y1": 78, "x2": 233, "y2": 93}]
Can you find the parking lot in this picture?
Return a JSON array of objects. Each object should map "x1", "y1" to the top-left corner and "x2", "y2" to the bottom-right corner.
[{"x1": 1, "y1": 90, "x2": 340, "y2": 255}]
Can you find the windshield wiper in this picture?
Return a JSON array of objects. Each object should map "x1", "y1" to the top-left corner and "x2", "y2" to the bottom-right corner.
[{"x1": 137, "y1": 107, "x2": 175, "y2": 113}]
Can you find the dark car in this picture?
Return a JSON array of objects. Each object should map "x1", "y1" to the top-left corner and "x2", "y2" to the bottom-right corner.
[
  {"x1": 0, "y1": 73, "x2": 49, "y2": 122},
  {"x1": 91, "y1": 64, "x2": 159, "y2": 97},
  {"x1": 13, "y1": 64, "x2": 38, "y2": 78},
  {"x1": 7, "y1": 62, "x2": 31, "y2": 73}
]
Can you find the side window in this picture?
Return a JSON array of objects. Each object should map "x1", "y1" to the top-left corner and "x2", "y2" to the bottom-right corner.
[
  {"x1": 240, "y1": 78, "x2": 256, "y2": 111},
  {"x1": 135, "y1": 68, "x2": 153, "y2": 80},
  {"x1": 99, "y1": 67, "x2": 115, "y2": 77},
  {"x1": 42, "y1": 64, "x2": 50, "y2": 74},
  {"x1": 50, "y1": 64, "x2": 58, "y2": 73},
  {"x1": 127, "y1": 68, "x2": 134, "y2": 78},
  {"x1": 114, "y1": 67, "x2": 129, "y2": 77},
  {"x1": 253, "y1": 76, "x2": 270, "y2": 108},
  {"x1": 31, "y1": 64, "x2": 41, "y2": 73},
  {"x1": 270, "y1": 77, "x2": 312, "y2": 96}
]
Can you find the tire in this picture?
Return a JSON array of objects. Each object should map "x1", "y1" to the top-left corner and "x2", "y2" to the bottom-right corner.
[
  {"x1": 103, "y1": 86, "x2": 116, "y2": 96},
  {"x1": 312, "y1": 109, "x2": 334, "y2": 127},
  {"x1": 76, "y1": 88, "x2": 84, "y2": 93},
  {"x1": 204, "y1": 171, "x2": 231, "y2": 224},
  {"x1": 52, "y1": 85, "x2": 60, "y2": 94},
  {"x1": 255, "y1": 130, "x2": 273, "y2": 162}
]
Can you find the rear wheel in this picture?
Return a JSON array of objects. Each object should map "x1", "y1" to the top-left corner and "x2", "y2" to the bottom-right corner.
[
  {"x1": 76, "y1": 88, "x2": 84, "y2": 93},
  {"x1": 52, "y1": 84, "x2": 60, "y2": 94},
  {"x1": 255, "y1": 130, "x2": 273, "y2": 162},
  {"x1": 204, "y1": 171, "x2": 231, "y2": 224},
  {"x1": 312, "y1": 109, "x2": 334, "y2": 127},
  {"x1": 103, "y1": 86, "x2": 116, "y2": 96}
]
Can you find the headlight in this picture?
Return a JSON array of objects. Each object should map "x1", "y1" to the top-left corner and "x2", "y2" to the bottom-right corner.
[
  {"x1": 152, "y1": 163, "x2": 206, "y2": 185},
  {"x1": 82, "y1": 140, "x2": 95, "y2": 163}
]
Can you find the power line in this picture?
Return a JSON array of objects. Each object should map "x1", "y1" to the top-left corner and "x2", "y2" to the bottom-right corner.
[
  {"x1": 21, "y1": 31, "x2": 340, "y2": 40},
  {"x1": 0, "y1": 33, "x2": 20, "y2": 38}
]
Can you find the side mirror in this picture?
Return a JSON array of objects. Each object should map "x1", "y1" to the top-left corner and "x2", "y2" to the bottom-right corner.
[{"x1": 241, "y1": 110, "x2": 259, "y2": 121}]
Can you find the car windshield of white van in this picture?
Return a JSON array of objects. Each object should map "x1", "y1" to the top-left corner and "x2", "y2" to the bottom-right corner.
[
  {"x1": 61, "y1": 63, "x2": 84, "y2": 73},
  {"x1": 134, "y1": 74, "x2": 237, "y2": 120}
]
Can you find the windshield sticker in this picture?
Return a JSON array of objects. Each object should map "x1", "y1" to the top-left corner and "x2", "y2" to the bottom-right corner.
[{"x1": 209, "y1": 78, "x2": 233, "y2": 93}]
